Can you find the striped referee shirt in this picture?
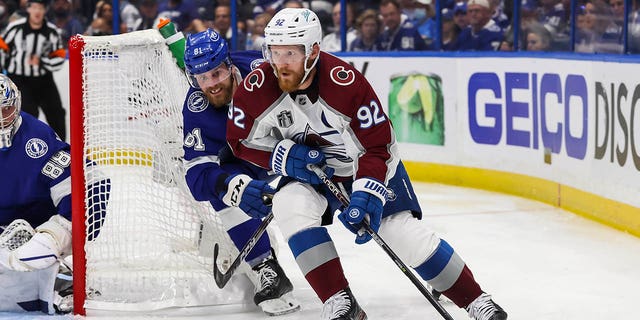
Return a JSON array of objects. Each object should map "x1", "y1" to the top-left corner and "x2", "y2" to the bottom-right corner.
[{"x1": 0, "y1": 17, "x2": 65, "y2": 77}]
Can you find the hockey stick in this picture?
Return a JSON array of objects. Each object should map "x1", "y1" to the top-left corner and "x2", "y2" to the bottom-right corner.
[
  {"x1": 213, "y1": 211, "x2": 274, "y2": 288},
  {"x1": 308, "y1": 164, "x2": 455, "y2": 320}
]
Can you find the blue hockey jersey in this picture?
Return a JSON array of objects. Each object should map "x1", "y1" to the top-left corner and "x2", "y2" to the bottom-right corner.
[
  {"x1": 376, "y1": 20, "x2": 429, "y2": 51},
  {"x1": 182, "y1": 50, "x2": 268, "y2": 211},
  {"x1": 454, "y1": 19, "x2": 504, "y2": 51},
  {"x1": 0, "y1": 113, "x2": 71, "y2": 227}
]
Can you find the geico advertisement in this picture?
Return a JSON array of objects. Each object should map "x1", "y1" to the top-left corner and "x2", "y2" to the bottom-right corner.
[
  {"x1": 460, "y1": 58, "x2": 638, "y2": 207},
  {"x1": 343, "y1": 56, "x2": 639, "y2": 208}
]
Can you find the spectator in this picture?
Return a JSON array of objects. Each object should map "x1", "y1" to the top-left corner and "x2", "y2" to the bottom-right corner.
[
  {"x1": 321, "y1": 1, "x2": 356, "y2": 52},
  {"x1": 119, "y1": 0, "x2": 140, "y2": 32},
  {"x1": 49, "y1": 0, "x2": 84, "y2": 48},
  {"x1": 214, "y1": 3, "x2": 246, "y2": 51},
  {"x1": 629, "y1": 1, "x2": 640, "y2": 52},
  {"x1": 133, "y1": 0, "x2": 159, "y2": 31},
  {"x1": 85, "y1": 0, "x2": 120, "y2": 35},
  {"x1": 377, "y1": 0, "x2": 428, "y2": 51},
  {"x1": 350, "y1": 8, "x2": 381, "y2": 51},
  {"x1": 246, "y1": 12, "x2": 271, "y2": 50},
  {"x1": 453, "y1": 0, "x2": 504, "y2": 51},
  {"x1": 412, "y1": 0, "x2": 438, "y2": 47},
  {"x1": 490, "y1": 0, "x2": 510, "y2": 30},
  {"x1": 453, "y1": 1, "x2": 469, "y2": 31},
  {"x1": 253, "y1": 0, "x2": 283, "y2": 17},
  {"x1": 525, "y1": 21, "x2": 553, "y2": 50},
  {"x1": 498, "y1": 26, "x2": 515, "y2": 50},
  {"x1": 157, "y1": 0, "x2": 204, "y2": 33},
  {"x1": 8, "y1": 0, "x2": 28, "y2": 22},
  {"x1": 538, "y1": 0, "x2": 566, "y2": 35},
  {"x1": 575, "y1": 0, "x2": 618, "y2": 53},
  {"x1": 441, "y1": 7, "x2": 461, "y2": 50}
]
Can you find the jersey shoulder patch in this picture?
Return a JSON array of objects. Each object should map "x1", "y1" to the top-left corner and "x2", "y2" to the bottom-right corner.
[
  {"x1": 329, "y1": 65, "x2": 356, "y2": 86},
  {"x1": 25, "y1": 138, "x2": 48, "y2": 159},
  {"x1": 243, "y1": 68, "x2": 266, "y2": 92},
  {"x1": 187, "y1": 90, "x2": 209, "y2": 113}
]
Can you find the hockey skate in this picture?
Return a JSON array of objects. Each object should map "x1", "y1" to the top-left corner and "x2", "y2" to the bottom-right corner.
[
  {"x1": 321, "y1": 287, "x2": 367, "y2": 320},
  {"x1": 465, "y1": 293, "x2": 507, "y2": 320},
  {"x1": 252, "y1": 257, "x2": 300, "y2": 316}
]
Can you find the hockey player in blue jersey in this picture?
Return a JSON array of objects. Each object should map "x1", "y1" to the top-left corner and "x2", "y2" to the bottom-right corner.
[
  {"x1": 181, "y1": 29, "x2": 300, "y2": 316},
  {"x1": 0, "y1": 74, "x2": 73, "y2": 313}
]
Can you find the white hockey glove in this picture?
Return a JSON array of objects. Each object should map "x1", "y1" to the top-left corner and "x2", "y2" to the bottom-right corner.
[
  {"x1": 4, "y1": 215, "x2": 71, "y2": 272},
  {"x1": 221, "y1": 174, "x2": 275, "y2": 219}
]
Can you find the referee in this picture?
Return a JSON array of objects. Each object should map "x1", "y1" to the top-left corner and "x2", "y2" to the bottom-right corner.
[{"x1": 0, "y1": 0, "x2": 67, "y2": 140}]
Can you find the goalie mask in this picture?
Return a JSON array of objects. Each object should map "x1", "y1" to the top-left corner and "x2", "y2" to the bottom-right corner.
[
  {"x1": 0, "y1": 74, "x2": 21, "y2": 150},
  {"x1": 263, "y1": 8, "x2": 322, "y2": 85},
  {"x1": 184, "y1": 29, "x2": 232, "y2": 89}
]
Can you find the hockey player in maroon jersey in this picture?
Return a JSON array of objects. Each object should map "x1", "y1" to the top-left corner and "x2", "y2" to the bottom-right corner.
[{"x1": 226, "y1": 8, "x2": 508, "y2": 320}]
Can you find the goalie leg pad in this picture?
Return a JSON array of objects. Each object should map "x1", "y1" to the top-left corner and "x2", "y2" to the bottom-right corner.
[{"x1": 272, "y1": 181, "x2": 327, "y2": 241}]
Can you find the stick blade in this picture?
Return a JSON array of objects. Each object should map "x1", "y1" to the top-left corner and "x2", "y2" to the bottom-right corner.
[{"x1": 212, "y1": 243, "x2": 232, "y2": 289}]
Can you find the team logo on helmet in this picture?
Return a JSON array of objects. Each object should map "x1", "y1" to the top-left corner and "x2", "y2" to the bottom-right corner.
[
  {"x1": 25, "y1": 138, "x2": 48, "y2": 159},
  {"x1": 187, "y1": 91, "x2": 208, "y2": 113},
  {"x1": 244, "y1": 69, "x2": 265, "y2": 92},
  {"x1": 330, "y1": 66, "x2": 355, "y2": 86},
  {"x1": 250, "y1": 59, "x2": 266, "y2": 70}
]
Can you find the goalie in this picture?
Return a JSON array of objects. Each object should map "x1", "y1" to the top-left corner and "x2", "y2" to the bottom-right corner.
[
  {"x1": 0, "y1": 74, "x2": 72, "y2": 314},
  {"x1": 181, "y1": 29, "x2": 300, "y2": 316}
]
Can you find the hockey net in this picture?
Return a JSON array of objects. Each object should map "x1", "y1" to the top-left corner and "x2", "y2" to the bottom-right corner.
[{"x1": 69, "y1": 30, "x2": 253, "y2": 315}]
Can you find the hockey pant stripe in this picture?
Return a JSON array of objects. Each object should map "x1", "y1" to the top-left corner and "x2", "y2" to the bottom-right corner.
[
  {"x1": 288, "y1": 227, "x2": 348, "y2": 302},
  {"x1": 414, "y1": 239, "x2": 483, "y2": 308},
  {"x1": 414, "y1": 239, "x2": 464, "y2": 291}
]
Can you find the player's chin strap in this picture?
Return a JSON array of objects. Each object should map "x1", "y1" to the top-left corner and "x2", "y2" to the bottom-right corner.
[
  {"x1": 299, "y1": 52, "x2": 319, "y2": 87},
  {"x1": 307, "y1": 164, "x2": 455, "y2": 320}
]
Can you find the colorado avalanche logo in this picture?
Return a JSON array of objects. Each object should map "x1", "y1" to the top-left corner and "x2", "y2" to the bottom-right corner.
[
  {"x1": 348, "y1": 208, "x2": 361, "y2": 219},
  {"x1": 250, "y1": 58, "x2": 266, "y2": 70},
  {"x1": 386, "y1": 188, "x2": 397, "y2": 202},
  {"x1": 329, "y1": 66, "x2": 355, "y2": 86},
  {"x1": 25, "y1": 138, "x2": 48, "y2": 159},
  {"x1": 244, "y1": 69, "x2": 265, "y2": 92},
  {"x1": 187, "y1": 91, "x2": 208, "y2": 113}
]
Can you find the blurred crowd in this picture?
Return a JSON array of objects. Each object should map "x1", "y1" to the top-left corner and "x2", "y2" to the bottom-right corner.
[{"x1": 1, "y1": 0, "x2": 639, "y2": 53}]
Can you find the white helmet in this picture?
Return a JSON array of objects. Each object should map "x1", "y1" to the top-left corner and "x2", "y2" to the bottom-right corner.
[
  {"x1": 264, "y1": 8, "x2": 322, "y2": 55},
  {"x1": 0, "y1": 74, "x2": 21, "y2": 150},
  {"x1": 263, "y1": 8, "x2": 322, "y2": 85}
]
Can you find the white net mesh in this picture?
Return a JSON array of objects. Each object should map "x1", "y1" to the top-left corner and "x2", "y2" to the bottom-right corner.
[{"x1": 77, "y1": 30, "x2": 252, "y2": 312}]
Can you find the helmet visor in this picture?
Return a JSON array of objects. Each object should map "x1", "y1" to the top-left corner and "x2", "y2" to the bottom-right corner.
[
  {"x1": 263, "y1": 44, "x2": 307, "y2": 65},
  {"x1": 187, "y1": 63, "x2": 232, "y2": 89}
]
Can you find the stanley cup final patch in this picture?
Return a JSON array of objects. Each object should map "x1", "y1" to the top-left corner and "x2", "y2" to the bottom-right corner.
[{"x1": 277, "y1": 110, "x2": 293, "y2": 128}]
